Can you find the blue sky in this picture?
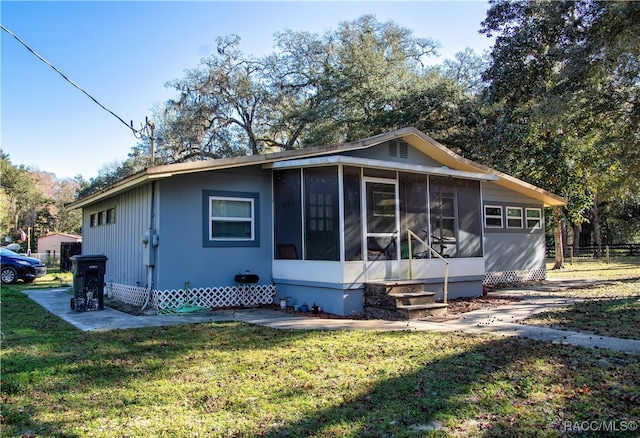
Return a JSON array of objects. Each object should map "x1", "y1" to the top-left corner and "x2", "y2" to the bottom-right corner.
[{"x1": 1, "y1": 1, "x2": 494, "y2": 180}]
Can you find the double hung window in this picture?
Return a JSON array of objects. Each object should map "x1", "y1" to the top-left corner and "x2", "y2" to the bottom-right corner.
[{"x1": 204, "y1": 191, "x2": 259, "y2": 247}]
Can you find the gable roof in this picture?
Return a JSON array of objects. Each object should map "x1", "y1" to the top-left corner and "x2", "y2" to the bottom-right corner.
[{"x1": 68, "y1": 127, "x2": 566, "y2": 209}]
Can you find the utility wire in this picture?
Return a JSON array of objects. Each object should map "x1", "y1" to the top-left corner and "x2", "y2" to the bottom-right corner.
[{"x1": 1, "y1": 23, "x2": 144, "y2": 136}]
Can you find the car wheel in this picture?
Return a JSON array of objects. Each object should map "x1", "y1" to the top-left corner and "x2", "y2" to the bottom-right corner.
[{"x1": 1, "y1": 267, "x2": 18, "y2": 284}]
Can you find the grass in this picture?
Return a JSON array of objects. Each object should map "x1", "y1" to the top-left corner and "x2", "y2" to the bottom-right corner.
[
  {"x1": 521, "y1": 258, "x2": 640, "y2": 340},
  {"x1": 2, "y1": 267, "x2": 640, "y2": 437}
]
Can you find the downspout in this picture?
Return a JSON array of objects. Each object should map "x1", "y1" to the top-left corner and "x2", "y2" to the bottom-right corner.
[{"x1": 141, "y1": 180, "x2": 157, "y2": 311}]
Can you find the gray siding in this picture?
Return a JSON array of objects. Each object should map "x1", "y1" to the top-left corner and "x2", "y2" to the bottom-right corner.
[
  {"x1": 82, "y1": 184, "x2": 151, "y2": 287},
  {"x1": 484, "y1": 231, "x2": 546, "y2": 272},
  {"x1": 156, "y1": 166, "x2": 274, "y2": 291},
  {"x1": 482, "y1": 181, "x2": 546, "y2": 272},
  {"x1": 344, "y1": 141, "x2": 442, "y2": 167},
  {"x1": 483, "y1": 182, "x2": 534, "y2": 205}
]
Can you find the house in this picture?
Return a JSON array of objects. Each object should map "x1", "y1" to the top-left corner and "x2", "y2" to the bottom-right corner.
[
  {"x1": 68, "y1": 128, "x2": 566, "y2": 316},
  {"x1": 36, "y1": 233, "x2": 82, "y2": 256}
]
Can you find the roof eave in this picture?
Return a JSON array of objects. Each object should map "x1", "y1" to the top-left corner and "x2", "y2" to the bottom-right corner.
[
  {"x1": 68, "y1": 127, "x2": 567, "y2": 209},
  {"x1": 399, "y1": 128, "x2": 568, "y2": 207}
]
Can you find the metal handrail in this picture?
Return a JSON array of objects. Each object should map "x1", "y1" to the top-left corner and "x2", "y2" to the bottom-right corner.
[{"x1": 407, "y1": 230, "x2": 449, "y2": 304}]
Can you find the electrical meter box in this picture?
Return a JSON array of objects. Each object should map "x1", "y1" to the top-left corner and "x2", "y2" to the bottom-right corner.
[{"x1": 70, "y1": 255, "x2": 108, "y2": 312}]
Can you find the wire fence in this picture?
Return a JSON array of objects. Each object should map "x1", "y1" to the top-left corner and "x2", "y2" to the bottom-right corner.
[{"x1": 546, "y1": 244, "x2": 640, "y2": 263}]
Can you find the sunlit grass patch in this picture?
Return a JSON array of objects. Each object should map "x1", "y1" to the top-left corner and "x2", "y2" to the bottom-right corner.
[
  {"x1": 3, "y1": 263, "x2": 640, "y2": 437},
  {"x1": 531, "y1": 259, "x2": 640, "y2": 339}
]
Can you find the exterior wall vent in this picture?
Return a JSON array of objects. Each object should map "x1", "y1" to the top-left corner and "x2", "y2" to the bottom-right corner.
[
  {"x1": 389, "y1": 140, "x2": 398, "y2": 157},
  {"x1": 388, "y1": 140, "x2": 408, "y2": 159},
  {"x1": 399, "y1": 141, "x2": 408, "y2": 158}
]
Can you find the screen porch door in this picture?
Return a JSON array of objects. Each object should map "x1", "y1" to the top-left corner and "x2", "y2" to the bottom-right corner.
[{"x1": 363, "y1": 178, "x2": 400, "y2": 280}]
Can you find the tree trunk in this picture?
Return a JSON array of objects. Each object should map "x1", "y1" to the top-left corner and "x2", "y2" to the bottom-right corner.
[
  {"x1": 552, "y1": 206, "x2": 564, "y2": 269},
  {"x1": 573, "y1": 223, "x2": 581, "y2": 248},
  {"x1": 592, "y1": 193, "x2": 602, "y2": 258}
]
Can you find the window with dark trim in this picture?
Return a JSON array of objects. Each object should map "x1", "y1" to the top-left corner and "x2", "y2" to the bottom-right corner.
[
  {"x1": 106, "y1": 208, "x2": 115, "y2": 224},
  {"x1": 90, "y1": 208, "x2": 116, "y2": 227},
  {"x1": 203, "y1": 190, "x2": 259, "y2": 247},
  {"x1": 506, "y1": 206, "x2": 523, "y2": 228},
  {"x1": 526, "y1": 208, "x2": 542, "y2": 229},
  {"x1": 484, "y1": 205, "x2": 503, "y2": 228},
  {"x1": 211, "y1": 197, "x2": 254, "y2": 240}
]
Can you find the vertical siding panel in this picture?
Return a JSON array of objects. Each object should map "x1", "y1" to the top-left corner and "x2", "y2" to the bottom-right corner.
[{"x1": 82, "y1": 184, "x2": 151, "y2": 288}]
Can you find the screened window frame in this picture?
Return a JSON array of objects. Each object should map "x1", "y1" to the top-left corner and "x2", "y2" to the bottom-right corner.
[
  {"x1": 484, "y1": 205, "x2": 503, "y2": 228},
  {"x1": 506, "y1": 206, "x2": 524, "y2": 229}
]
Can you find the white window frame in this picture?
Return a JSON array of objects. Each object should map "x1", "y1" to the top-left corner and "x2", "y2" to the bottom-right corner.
[
  {"x1": 209, "y1": 196, "x2": 255, "y2": 241},
  {"x1": 506, "y1": 206, "x2": 523, "y2": 229},
  {"x1": 484, "y1": 205, "x2": 503, "y2": 228},
  {"x1": 526, "y1": 208, "x2": 542, "y2": 229}
]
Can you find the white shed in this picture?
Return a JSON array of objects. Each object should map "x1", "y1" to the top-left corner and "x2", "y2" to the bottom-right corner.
[{"x1": 37, "y1": 233, "x2": 82, "y2": 255}]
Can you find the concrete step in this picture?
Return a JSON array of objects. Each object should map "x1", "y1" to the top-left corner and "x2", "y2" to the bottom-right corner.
[
  {"x1": 365, "y1": 281, "x2": 426, "y2": 296},
  {"x1": 390, "y1": 291, "x2": 436, "y2": 306},
  {"x1": 396, "y1": 303, "x2": 448, "y2": 319}
]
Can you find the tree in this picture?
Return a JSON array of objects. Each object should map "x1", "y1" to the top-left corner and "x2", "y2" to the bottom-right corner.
[
  {"x1": 163, "y1": 34, "x2": 270, "y2": 158},
  {"x1": 157, "y1": 16, "x2": 441, "y2": 160},
  {"x1": 442, "y1": 48, "x2": 489, "y2": 95},
  {"x1": 479, "y1": 0, "x2": 640, "y2": 267},
  {"x1": 0, "y1": 151, "x2": 44, "y2": 248},
  {"x1": 1, "y1": 151, "x2": 83, "y2": 250}
]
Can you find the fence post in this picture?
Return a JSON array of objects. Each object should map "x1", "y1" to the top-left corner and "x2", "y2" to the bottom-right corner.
[
  {"x1": 569, "y1": 247, "x2": 574, "y2": 265},
  {"x1": 605, "y1": 246, "x2": 610, "y2": 264}
]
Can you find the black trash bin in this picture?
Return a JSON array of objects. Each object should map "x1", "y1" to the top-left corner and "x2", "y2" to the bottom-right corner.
[{"x1": 70, "y1": 255, "x2": 108, "y2": 311}]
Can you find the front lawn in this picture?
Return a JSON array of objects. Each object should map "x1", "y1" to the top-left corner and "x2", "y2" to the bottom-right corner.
[
  {"x1": 2, "y1": 273, "x2": 640, "y2": 437},
  {"x1": 523, "y1": 259, "x2": 640, "y2": 339}
]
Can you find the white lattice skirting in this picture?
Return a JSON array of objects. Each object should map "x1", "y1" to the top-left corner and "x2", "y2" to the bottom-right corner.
[
  {"x1": 107, "y1": 282, "x2": 276, "y2": 311},
  {"x1": 107, "y1": 283, "x2": 148, "y2": 307},
  {"x1": 484, "y1": 268, "x2": 546, "y2": 285}
]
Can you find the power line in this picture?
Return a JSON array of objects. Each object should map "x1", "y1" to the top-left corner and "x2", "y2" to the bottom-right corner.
[{"x1": 1, "y1": 23, "x2": 149, "y2": 137}]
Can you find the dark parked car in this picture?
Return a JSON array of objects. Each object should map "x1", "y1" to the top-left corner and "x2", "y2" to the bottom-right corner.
[{"x1": 0, "y1": 248, "x2": 47, "y2": 284}]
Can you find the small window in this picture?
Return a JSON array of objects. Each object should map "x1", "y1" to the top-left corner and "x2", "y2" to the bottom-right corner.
[
  {"x1": 106, "y1": 208, "x2": 115, "y2": 224},
  {"x1": 97, "y1": 211, "x2": 104, "y2": 225},
  {"x1": 484, "y1": 205, "x2": 503, "y2": 228},
  {"x1": 210, "y1": 197, "x2": 254, "y2": 241},
  {"x1": 506, "y1": 207, "x2": 523, "y2": 228},
  {"x1": 90, "y1": 213, "x2": 97, "y2": 227},
  {"x1": 526, "y1": 208, "x2": 542, "y2": 229}
]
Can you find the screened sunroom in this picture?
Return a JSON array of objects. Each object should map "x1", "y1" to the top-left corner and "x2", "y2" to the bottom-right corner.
[{"x1": 268, "y1": 154, "x2": 496, "y2": 299}]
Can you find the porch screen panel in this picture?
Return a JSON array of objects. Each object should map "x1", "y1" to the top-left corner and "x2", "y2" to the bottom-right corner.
[
  {"x1": 399, "y1": 173, "x2": 428, "y2": 259},
  {"x1": 457, "y1": 180, "x2": 483, "y2": 257},
  {"x1": 429, "y1": 177, "x2": 458, "y2": 258},
  {"x1": 343, "y1": 166, "x2": 362, "y2": 261},
  {"x1": 304, "y1": 167, "x2": 339, "y2": 261},
  {"x1": 274, "y1": 169, "x2": 302, "y2": 259}
]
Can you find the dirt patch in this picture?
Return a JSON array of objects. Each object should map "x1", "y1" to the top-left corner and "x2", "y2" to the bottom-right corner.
[
  {"x1": 269, "y1": 304, "x2": 368, "y2": 319},
  {"x1": 442, "y1": 294, "x2": 522, "y2": 315}
]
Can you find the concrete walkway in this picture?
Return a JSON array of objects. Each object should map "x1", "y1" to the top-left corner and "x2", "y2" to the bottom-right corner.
[{"x1": 24, "y1": 286, "x2": 640, "y2": 355}]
